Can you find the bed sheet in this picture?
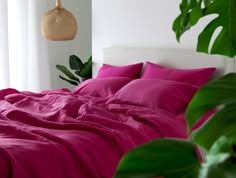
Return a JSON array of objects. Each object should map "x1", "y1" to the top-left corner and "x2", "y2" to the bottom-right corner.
[{"x1": 0, "y1": 88, "x2": 187, "y2": 178}]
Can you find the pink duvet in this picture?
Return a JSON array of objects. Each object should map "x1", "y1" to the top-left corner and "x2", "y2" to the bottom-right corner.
[{"x1": 0, "y1": 88, "x2": 187, "y2": 178}]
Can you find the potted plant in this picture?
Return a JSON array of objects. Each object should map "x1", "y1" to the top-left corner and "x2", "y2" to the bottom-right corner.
[
  {"x1": 56, "y1": 55, "x2": 92, "y2": 86},
  {"x1": 115, "y1": 1, "x2": 236, "y2": 177}
]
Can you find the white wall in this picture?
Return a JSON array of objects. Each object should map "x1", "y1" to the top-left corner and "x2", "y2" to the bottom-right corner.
[
  {"x1": 92, "y1": 0, "x2": 214, "y2": 76},
  {"x1": 47, "y1": 0, "x2": 92, "y2": 90}
]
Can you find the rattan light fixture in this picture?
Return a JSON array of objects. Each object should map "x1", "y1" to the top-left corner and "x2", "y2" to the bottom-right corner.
[{"x1": 41, "y1": 0, "x2": 78, "y2": 41}]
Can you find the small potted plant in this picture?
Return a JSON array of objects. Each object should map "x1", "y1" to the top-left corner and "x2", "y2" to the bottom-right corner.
[{"x1": 56, "y1": 55, "x2": 92, "y2": 86}]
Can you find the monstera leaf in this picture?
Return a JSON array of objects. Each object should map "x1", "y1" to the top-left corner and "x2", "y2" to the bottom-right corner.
[
  {"x1": 186, "y1": 73, "x2": 236, "y2": 150},
  {"x1": 115, "y1": 139, "x2": 200, "y2": 178},
  {"x1": 173, "y1": 0, "x2": 236, "y2": 58}
]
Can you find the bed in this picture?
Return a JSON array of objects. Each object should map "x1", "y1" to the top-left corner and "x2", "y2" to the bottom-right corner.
[{"x1": 0, "y1": 48, "x2": 229, "y2": 178}]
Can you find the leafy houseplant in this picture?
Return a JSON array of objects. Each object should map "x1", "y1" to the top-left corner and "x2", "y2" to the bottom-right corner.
[
  {"x1": 56, "y1": 55, "x2": 92, "y2": 86},
  {"x1": 115, "y1": 0, "x2": 236, "y2": 178}
]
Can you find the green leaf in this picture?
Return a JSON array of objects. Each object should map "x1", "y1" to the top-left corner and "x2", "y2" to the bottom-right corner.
[
  {"x1": 172, "y1": 15, "x2": 183, "y2": 42},
  {"x1": 74, "y1": 70, "x2": 81, "y2": 76},
  {"x1": 203, "y1": 0, "x2": 211, "y2": 7},
  {"x1": 69, "y1": 55, "x2": 84, "y2": 70},
  {"x1": 59, "y1": 76, "x2": 79, "y2": 86},
  {"x1": 199, "y1": 136, "x2": 236, "y2": 178},
  {"x1": 186, "y1": 73, "x2": 236, "y2": 132},
  {"x1": 173, "y1": 0, "x2": 236, "y2": 58},
  {"x1": 56, "y1": 65, "x2": 80, "y2": 82},
  {"x1": 80, "y1": 56, "x2": 92, "y2": 79},
  {"x1": 190, "y1": 104, "x2": 236, "y2": 150},
  {"x1": 115, "y1": 139, "x2": 200, "y2": 178},
  {"x1": 173, "y1": 0, "x2": 202, "y2": 41},
  {"x1": 197, "y1": 18, "x2": 219, "y2": 53},
  {"x1": 84, "y1": 55, "x2": 92, "y2": 66},
  {"x1": 190, "y1": 1, "x2": 203, "y2": 26}
]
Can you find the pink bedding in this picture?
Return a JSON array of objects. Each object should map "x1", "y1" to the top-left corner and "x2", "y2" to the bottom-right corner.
[{"x1": 0, "y1": 88, "x2": 187, "y2": 178}]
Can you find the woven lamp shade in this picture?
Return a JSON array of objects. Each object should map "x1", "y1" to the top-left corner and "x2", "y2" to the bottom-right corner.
[{"x1": 41, "y1": 0, "x2": 77, "y2": 41}]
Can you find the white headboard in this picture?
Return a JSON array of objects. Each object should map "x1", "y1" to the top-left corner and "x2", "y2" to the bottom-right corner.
[{"x1": 103, "y1": 47, "x2": 234, "y2": 79}]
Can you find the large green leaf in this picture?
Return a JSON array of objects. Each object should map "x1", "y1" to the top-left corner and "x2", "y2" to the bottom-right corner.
[
  {"x1": 173, "y1": 0, "x2": 236, "y2": 58},
  {"x1": 173, "y1": 0, "x2": 205, "y2": 41},
  {"x1": 198, "y1": 136, "x2": 236, "y2": 178},
  {"x1": 56, "y1": 65, "x2": 80, "y2": 82},
  {"x1": 69, "y1": 55, "x2": 84, "y2": 70},
  {"x1": 186, "y1": 73, "x2": 236, "y2": 132},
  {"x1": 115, "y1": 139, "x2": 200, "y2": 178},
  {"x1": 190, "y1": 104, "x2": 236, "y2": 150}
]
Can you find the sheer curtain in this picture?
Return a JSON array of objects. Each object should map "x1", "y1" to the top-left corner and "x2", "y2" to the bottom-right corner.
[{"x1": 0, "y1": 0, "x2": 51, "y2": 92}]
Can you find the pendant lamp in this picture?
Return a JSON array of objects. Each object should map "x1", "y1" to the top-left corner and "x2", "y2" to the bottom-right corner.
[{"x1": 41, "y1": 0, "x2": 78, "y2": 41}]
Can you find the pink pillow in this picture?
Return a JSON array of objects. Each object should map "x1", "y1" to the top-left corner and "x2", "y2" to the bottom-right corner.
[
  {"x1": 141, "y1": 62, "x2": 216, "y2": 87},
  {"x1": 72, "y1": 77, "x2": 132, "y2": 97},
  {"x1": 96, "y1": 63, "x2": 143, "y2": 79},
  {"x1": 108, "y1": 79, "x2": 198, "y2": 114}
]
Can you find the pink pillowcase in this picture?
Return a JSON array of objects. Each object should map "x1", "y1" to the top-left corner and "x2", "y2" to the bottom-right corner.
[
  {"x1": 108, "y1": 79, "x2": 198, "y2": 115},
  {"x1": 96, "y1": 63, "x2": 143, "y2": 79},
  {"x1": 141, "y1": 62, "x2": 216, "y2": 87},
  {"x1": 72, "y1": 77, "x2": 132, "y2": 97}
]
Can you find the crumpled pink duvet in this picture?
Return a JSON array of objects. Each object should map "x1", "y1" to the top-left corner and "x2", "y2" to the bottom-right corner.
[{"x1": 0, "y1": 88, "x2": 187, "y2": 178}]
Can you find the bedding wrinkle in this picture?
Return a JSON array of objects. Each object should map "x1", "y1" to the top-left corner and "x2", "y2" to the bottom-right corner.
[
  {"x1": 0, "y1": 88, "x2": 187, "y2": 178},
  {"x1": 0, "y1": 147, "x2": 11, "y2": 178}
]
